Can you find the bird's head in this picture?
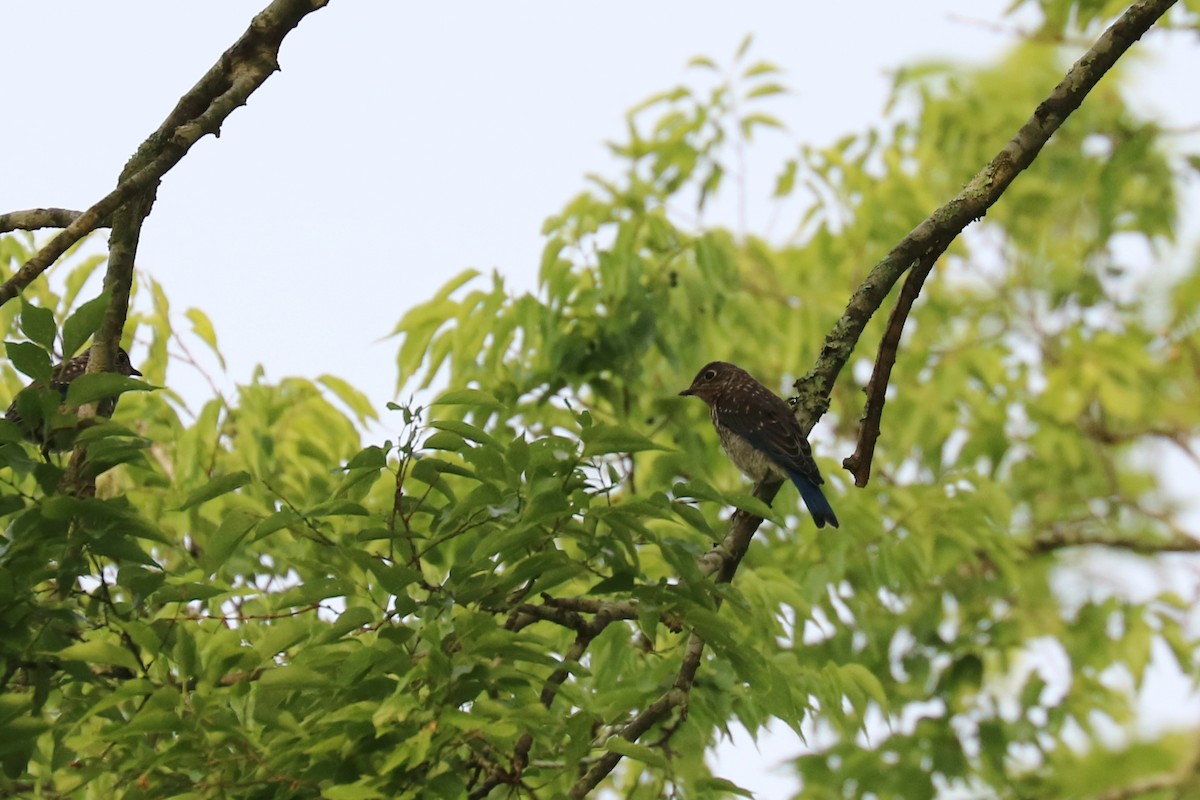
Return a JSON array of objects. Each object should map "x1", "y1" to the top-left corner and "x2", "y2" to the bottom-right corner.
[
  {"x1": 679, "y1": 361, "x2": 743, "y2": 402},
  {"x1": 114, "y1": 347, "x2": 142, "y2": 378}
]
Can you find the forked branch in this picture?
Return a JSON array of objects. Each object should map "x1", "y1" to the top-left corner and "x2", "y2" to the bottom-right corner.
[{"x1": 792, "y1": 0, "x2": 1178, "y2": 484}]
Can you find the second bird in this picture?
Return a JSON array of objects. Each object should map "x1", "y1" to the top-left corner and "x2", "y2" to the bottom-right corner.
[
  {"x1": 680, "y1": 361, "x2": 839, "y2": 528},
  {"x1": 5, "y1": 346, "x2": 142, "y2": 453}
]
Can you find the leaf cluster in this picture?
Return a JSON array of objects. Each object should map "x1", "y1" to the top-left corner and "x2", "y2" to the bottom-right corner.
[{"x1": 1, "y1": 10, "x2": 1199, "y2": 800}]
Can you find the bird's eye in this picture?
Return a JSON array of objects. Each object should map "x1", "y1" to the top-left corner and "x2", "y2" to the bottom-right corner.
[{"x1": 703, "y1": 369, "x2": 717, "y2": 381}]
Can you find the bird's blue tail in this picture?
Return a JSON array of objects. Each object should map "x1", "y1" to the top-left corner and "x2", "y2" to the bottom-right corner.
[{"x1": 789, "y1": 472, "x2": 839, "y2": 529}]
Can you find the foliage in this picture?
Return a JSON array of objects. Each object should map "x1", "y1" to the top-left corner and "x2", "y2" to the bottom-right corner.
[{"x1": 2, "y1": 7, "x2": 1200, "y2": 800}]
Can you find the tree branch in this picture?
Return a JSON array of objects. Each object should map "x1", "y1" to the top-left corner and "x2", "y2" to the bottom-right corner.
[
  {"x1": 35, "y1": 0, "x2": 329, "y2": 500},
  {"x1": 792, "y1": 0, "x2": 1178, "y2": 449},
  {"x1": 0, "y1": 208, "x2": 94, "y2": 234},
  {"x1": 0, "y1": 0, "x2": 331, "y2": 309},
  {"x1": 842, "y1": 251, "x2": 940, "y2": 486},
  {"x1": 1028, "y1": 528, "x2": 1200, "y2": 555}
]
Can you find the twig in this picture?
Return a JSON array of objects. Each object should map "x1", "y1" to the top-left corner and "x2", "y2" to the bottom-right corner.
[{"x1": 842, "y1": 251, "x2": 940, "y2": 486}]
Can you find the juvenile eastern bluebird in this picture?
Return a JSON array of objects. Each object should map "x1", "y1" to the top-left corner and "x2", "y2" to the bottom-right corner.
[
  {"x1": 680, "y1": 361, "x2": 839, "y2": 528},
  {"x1": 5, "y1": 346, "x2": 142, "y2": 451}
]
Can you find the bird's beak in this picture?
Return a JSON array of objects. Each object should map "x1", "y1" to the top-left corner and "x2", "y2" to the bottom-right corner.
[
  {"x1": 130, "y1": 367, "x2": 143, "y2": 377},
  {"x1": 679, "y1": 387, "x2": 693, "y2": 397}
]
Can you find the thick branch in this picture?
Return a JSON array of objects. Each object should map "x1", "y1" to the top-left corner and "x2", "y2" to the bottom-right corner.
[
  {"x1": 0, "y1": 0, "x2": 331, "y2": 308},
  {"x1": 0, "y1": 209, "x2": 94, "y2": 233},
  {"x1": 792, "y1": 0, "x2": 1178, "y2": 428}
]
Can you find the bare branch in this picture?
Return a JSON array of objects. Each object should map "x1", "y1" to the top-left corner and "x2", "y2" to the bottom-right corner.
[
  {"x1": 0, "y1": 208, "x2": 93, "y2": 233},
  {"x1": 0, "y1": 0, "x2": 332, "y2": 309}
]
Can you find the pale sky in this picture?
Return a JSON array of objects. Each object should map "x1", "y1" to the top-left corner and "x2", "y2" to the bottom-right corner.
[{"x1": 4, "y1": 3, "x2": 1199, "y2": 796}]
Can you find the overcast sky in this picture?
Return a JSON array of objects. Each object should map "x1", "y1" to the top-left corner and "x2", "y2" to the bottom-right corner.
[{"x1": 4, "y1": 3, "x2": 1199, "y2": 795}]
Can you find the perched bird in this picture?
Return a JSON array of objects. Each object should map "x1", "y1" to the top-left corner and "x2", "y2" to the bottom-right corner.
[
  {"x1": 5, "y1": 346, "x2": 142, "y2": 451},
  {"x1": 680, "y1": 360, "x2": 839, "y2": 528}
]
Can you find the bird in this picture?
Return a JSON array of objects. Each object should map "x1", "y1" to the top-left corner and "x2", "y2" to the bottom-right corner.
[
  {"x1": 5, "y1": 346, "x2": 142, "y2": 452},
  {"x1": 680, "y1": 360, "x2": 839, "y2": 528}
]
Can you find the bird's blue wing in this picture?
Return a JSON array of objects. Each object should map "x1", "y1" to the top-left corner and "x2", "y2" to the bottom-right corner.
[
  {"x1": 713, "y1": 382, "x2": 839, "y2": 528},
  {"x1": 713, "y1": 383, "x2": 824, "y2": 488}
]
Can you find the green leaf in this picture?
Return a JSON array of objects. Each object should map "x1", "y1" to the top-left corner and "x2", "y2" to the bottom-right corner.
[
  {"x1": 940, "y1": 654, "x2": 983, "y2": 694},
  {"x1": 745, "y1": 82, "x2": 788, "y2": 99},
  {"x1": 774, "y1": 158, "x2": 798, "y2": 197},
  {"x1": 155, "y1": 580, "x2": 229, "y2": 603},
  {"x1": 581, "y1": 424, "x2": 670, "y2": 456},
  {"x1": 696, "y1": 776, "x2": 755, "y2": 797},
  {"x1": 19, "y1": 302, "x2": 56, "y2": 351},
  {"x1": 431, "y1": 388, "x2": 500, "y2": 407},
  {"x1": 61, "y1": 291, "x2": 110, "y2": 359},
  {"x1": 671, "y1": 502, "x2": 713, "y2": 537},
  {"x1": 121, "y1": 710, "x2": 182, "y2": 736},
  {"x1": 0, "y1": 716, "x2": 50, "y2": 757},
  {"x1": 276, "y1": 577, "x2": 356, "y2": 607},
  {"x1": 252, "y1": 509, "x2": 301, "y2": 541},
  {"x1": 203, "y1": 508, "x2": 259, "y2": 572},
  {"x1": 724, "y1": 492, "x2": 781, "y2": 522},
  {"x1": 177, "y1": 471, "x2": 252, "y2": 511},
  {"x1": 185, "y1": 307, "x2": 225, "y2": 369},
  {"x1": 61, "y1": 254, "x2": 106, "y2": 312},
  {"x1": 56, "y1": 640, "x2": 140, "y2": 672},
  {"x1": 603, "y1": 737, "x2": 669, "y2": 768},
  {"x1": 734, "y1": 33, "x2": 754, "y2": 60},
  {"x1": 588, "y1": 572, "x2": 636, "y2": 595},
  {"x1": 320, "y1": 374, "x2": 377, "y2": 423},
  {"x1": 5, "y1": 341, "x2": 52, "y2": 383},
  {"x1": 742, "y1": 60, "x2": 780, "y2": 79},
  {"x1": 841, "y1": 663, "x2": 889, "y2": 710},
  {"x1": 369, "y1": 561, "x2": 422, "y2": 595},
  {"x1": 672, "y1": 479, "x2": 725, "y2": 504},
  {"x1": 258, "y1": 665, "x2": 332, "y2": 689},
  {"x1": 430, "y1": 419, "x2": 498, "y2": 447},
  {"x1": 89, "y1": 532, "x2": 159, "y2": 566},
  {"x1": 343, "y1": 445, "x2": 388, "y2": 471},
  {"x1": 741, "y1": 112, "x2": 784, "y2": 139},
  {"x1": 324, "y1": 784, "x2": 387, "y2": 800},
  {"x1": 64, "y1": 373, "x2": 153, "y2": 408},
  {"x1": 424, "y1": 431, "x2": 467, "y2": 452}
]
